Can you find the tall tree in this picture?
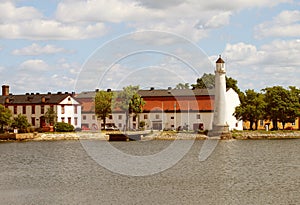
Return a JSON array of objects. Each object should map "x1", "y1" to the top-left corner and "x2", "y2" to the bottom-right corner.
[
  {"x1": 262, "y1": 86, "x2": 300, "y2": 130},
  {"x1": 192, "y1": 73, "x2": 215, "y2": 89},
  {"x1": 12, "y1": 114, "x2": 31, "y2": 133},
  {"x1": 175, "y1": 83, "x2": 190, "y2": 89},
  {"x1": 234, "y1": 89, "x2": 266, "y2": 130},
  {"x1": 115, "y1": 85, "x2": 145, "y2": 131},
  {"x1": 0, "y1": 105, "x2": 12, "y2": 132},
  {"x1": 192, "y1": 73, "x2": 243, "y2": 99},
  {"x1": 44, "y1": 107, "x2": 57, "y2": 126},
  {"x1": 95, "y1": 90, "x2": 114, "y2": 130}
]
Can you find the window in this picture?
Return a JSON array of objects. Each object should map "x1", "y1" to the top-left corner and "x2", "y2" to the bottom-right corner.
[
  {"x1": 171, "y1": 116, "x2": 174, "y2": 119},
  {"x1": 74, "y1": 117, "x2": 78, "y2": 126},
  {"x1": 68, "y1": 117, "x2": 71, "y2": 124},
  {"x1": 155, "y1": 114, "x2": 159, "y2": 119},
  {"x1": 109, "y1": 115, "x2": 112, "y2": 120},
  {"x1": 61, "y1": 105, "x2": 65, "y2": 114},
  {"x1": 41, "y1": 105, "x2": 44, "y2": 114},
  {"x1": 118, "y1": 115, "x2": 122, "y2": 120},
  {"x1": 74, "y1": 105, "x2": 78, "y2": 114},
  {"x1": 83, "y1": 115, "x2": 86, "y2": 120},
  {"x1": 14, "y1": 106, "x2": 17, "y2": 114},
  {"x1": 22, "y1": 105, "x2": 26, "y2": 114},
  {"x1": 31, "y1": 117, "x2": 35, "y2": 126},
  {"x1": 118, "y1": 123, "x2": 122, "y2": 128},
  {"x1": 61, "y1": 117, "x2": 65, "y2": 122},
  {"x1": 260, "y1": 120, "x2": 264, "y2": 126},
  {"x1": 144, "y1": 114, "x2": 148, "y2": 120},
  {"x1": 92, "y1": 115, "x2": 96, "y2": 120},
  {"x1": 32, "y1": 105, "x2": 35, "y2": 114},
  {"x1": 133, "y1": 116, "x2": 136, "y2": 122},
  {"x1": 196, "y1": 114, "x2": 201, "y2": 119}
]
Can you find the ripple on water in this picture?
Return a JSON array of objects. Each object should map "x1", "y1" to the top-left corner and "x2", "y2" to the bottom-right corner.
[{"x1": 0, "y1": 140, "x2": 299, "y2": 204}]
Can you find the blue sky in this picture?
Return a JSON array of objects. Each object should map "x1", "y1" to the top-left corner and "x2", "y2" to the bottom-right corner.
[{"x1": 0, "y1": 0, "x2": 299, "y2": 94}]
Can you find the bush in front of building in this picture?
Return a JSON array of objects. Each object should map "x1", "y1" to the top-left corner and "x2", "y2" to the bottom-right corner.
[{"x1": 54, "y1": 122, "x2": 74, "y2": 132}]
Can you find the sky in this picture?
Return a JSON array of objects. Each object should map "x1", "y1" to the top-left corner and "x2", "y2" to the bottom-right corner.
[{"x1": 0, "y1": 0, "x2": 299, "y2": 94}]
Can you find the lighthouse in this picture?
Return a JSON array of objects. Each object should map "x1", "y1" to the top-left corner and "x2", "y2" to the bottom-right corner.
[{"x1": 211, "y1": 55, "x2": 231, "y2": 138}]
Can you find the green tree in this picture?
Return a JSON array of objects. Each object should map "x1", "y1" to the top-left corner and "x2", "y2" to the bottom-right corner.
[
  {"x1": 95, "y1": 90, "x2": 114, "y2": 130},
  {"x1": 175, "y1": 83, "x2": 190, "y2": 89},
  {"x1": 192, "y1": 73, "x2": 215, "y2": 89},
  {"x1": 262, "y1": 86, "x2": 300, "y2": 130},
  {"x1": 191, "y1": 73, "x2": 243, "y2": 99},
  {"x1": 115, "y1": 85, "x2": 145, "y2": 131},
  {"x1": 12, "y1": 114, "x2": 31, "y2": 133},
  {"x1": 234, "y1": 89, "x2": 266, "y2": 130},
  {"x1": 0, "y1": 105, "x2": 12, "y2": 132},
  {"x1": 44, "y1": 107, "x2": 57, "y2": 126}
]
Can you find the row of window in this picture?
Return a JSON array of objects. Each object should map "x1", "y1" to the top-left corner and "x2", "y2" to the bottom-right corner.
[
  {"x1": 61, "y1": 117, "x2": 78, "y2": 126},
  {"x1": 7, "y1": 105, "x2": 79, "y2": 115},
  {"x1": 29, "y1": 117, "x2": 78, "y2": 126},
  {"x1": 82, "y1": 114, "x2": 202, "y2": 121},
  {"x1": 8, "y1": 105, "x2": 52, "y2": 115}
]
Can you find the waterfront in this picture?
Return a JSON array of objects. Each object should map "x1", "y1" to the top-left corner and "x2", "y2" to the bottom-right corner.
[{"x1": 0, "y1": 139, "x2": 299, "y2": 204}]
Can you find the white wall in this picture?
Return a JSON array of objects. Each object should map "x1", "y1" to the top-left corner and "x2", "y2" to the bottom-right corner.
[
  {"x1": 57, "y1": 96, "x2": 81, "y2": 129},
  {"x1": 225, "y1": 88, "x2": 243, "y2": 130}
]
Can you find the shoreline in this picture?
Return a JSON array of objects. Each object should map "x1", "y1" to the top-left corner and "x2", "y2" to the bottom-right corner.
[{"x1": 1, "y1": 130, "x2": 300, "y2": 142}]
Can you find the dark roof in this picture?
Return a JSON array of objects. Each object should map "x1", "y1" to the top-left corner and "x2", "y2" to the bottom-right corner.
[
  {"x1": 138, "y1": 89, "x2": 214, "y2": 97},
  {"x1": 0, "y1": 93, "x2": 74, "y2": 105},
  {"x1": 76, "y1": 89, "x2": 214, "y2": 100},
  {"x1": 216, "y1": 56, "x2": 225, "y2": 63},
  {"x1": 75, "y1": 91, "x2": 96, "y2": 99}
]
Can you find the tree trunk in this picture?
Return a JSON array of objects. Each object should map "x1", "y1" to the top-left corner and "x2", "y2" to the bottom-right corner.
[
  {"x1": 103, "y1": 116, "x2": 106, "y2": 130},
  {"x1": 282, "y1": 121, "x2": 285, "y2": 130},
  {"x1": 249, "y1": 120, "x2": 254, "y2": 130},
  {"x1": 272, "y1": 119, "x2": 278, "y2": 130},
  {"x1": 254, "y1": 120, "x2": 258, "y2": 130}
]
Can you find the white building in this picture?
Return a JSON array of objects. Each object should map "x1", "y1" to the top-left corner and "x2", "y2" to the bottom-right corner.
[{"x1": 0, "y1": 85, "x2": 81, "y2": 130}]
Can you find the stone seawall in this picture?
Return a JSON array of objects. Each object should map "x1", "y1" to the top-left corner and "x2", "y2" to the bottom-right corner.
[
  {"x1": 0, "y1": 132, "x2": 108, "y2": 141},
  {"x1": 1, "y1": 131, "x2": 300, "y2": 141},
  {"x1": 232, "y1": 131, "x2": 300, "y2": 140}
]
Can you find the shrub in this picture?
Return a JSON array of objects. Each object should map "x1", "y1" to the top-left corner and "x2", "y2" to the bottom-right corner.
[{"x1": 54, "y1": 122, "x2": 74, "y2": 132}]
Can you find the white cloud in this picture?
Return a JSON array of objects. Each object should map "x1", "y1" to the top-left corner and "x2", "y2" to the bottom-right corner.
[
  {"x1": 9, "y1": 58, "x2": 79, "y2": 93},
  {"x1": 12, "y1": 43, "x2": 68, "y2": 56},
  {"x1": 255, "y1": 10, "x2": 300, "y2": 38},
  {"x1": 55, "y1": 0, "x2": 289, "y2": 41},
  {"x1": 0, "y1": 0, "x2": 291, "y2": 41},
  {"x1": 0, "y1": 2, "x2": 107, "y2": 40},
  {"x1": 222, "y1": 39, "x2": 300, "y2": 90},
  {"x1": 0, "y1": 1, "x2": 42, "y2": 22},
  {"x1": 19, "y1": 59, "x2": 49, "y2": 71}
]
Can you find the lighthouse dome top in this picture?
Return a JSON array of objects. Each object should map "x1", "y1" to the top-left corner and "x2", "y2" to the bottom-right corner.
[{"x1": 216, "y1": 55, "x2": 225, "y2": 64}]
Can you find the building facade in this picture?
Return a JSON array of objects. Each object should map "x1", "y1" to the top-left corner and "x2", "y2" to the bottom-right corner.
[
  {"x1": 0, "y1": 85, "x2": 81, "y2": 130},
  {"x1": 75, "y1": 87, "x2": 242, "y2": 132}
]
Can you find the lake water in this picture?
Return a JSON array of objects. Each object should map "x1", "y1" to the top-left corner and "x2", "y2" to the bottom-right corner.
[{"x1": 0, "y1": 139, "x2": 299, "y2": 205}]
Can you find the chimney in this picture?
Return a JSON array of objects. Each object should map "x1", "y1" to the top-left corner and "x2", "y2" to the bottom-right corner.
[{"x1": 2, "y1": 85, "x2": 9, "y2": 96}]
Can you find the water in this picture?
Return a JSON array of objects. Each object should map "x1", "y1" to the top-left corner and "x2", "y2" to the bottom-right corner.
[{"x1": 0, "y1": 139, "x2": 299, "y2": 205}]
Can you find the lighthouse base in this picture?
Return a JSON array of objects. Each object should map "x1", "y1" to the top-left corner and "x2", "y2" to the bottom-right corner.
[{"x1": 209, "y1": 124, "x2": 232, "y2": 139}]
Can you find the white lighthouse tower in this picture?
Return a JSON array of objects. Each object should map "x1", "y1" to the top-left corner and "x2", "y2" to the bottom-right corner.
[{"x1": 211, "y1": 55, "x2": 231, "y2": 138}]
